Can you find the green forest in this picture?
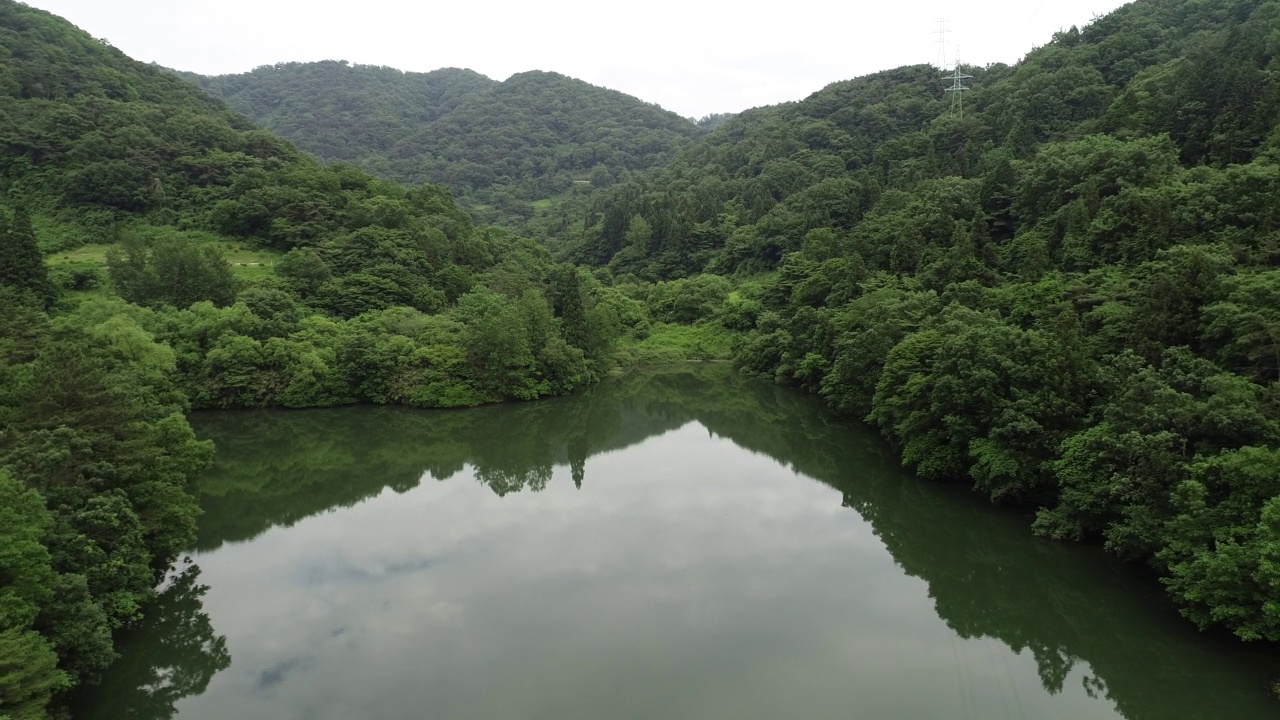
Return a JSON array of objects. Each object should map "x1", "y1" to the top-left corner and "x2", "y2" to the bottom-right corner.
[
  {"x1": 567, "y1": 0, "x2": 1280, "y2": 648},
  {"x1": 1, "y1": 0, "x2": 1279, "y2": 717},
  {"x1": 181, "y1": 61, "x2": 702, "y2": 227}
]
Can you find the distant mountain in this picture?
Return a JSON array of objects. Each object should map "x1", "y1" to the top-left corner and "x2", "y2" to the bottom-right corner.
[
  {"x1": 178, "y1": 62, "x2": 497, "y2": 164},
  {"x1": 383, "y1": 70, "x2": 700, "y2": 194},
  {"x1": 181, "y1": 63, "x2": 703, "y2": 224}
]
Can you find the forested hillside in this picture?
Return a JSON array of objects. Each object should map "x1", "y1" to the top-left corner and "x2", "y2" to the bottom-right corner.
[
  {"x1": 0, "y1": 3, "x2": 638, "y2": 717},
  {"x1": 176, "y1": 62, "x2": 496, "y2": 165},
  {"x1": 3, "y1": 0, "x2": 1280, "y2": 716},
  {"x1": 183, "y1": 63, "x2": 702, "y2": 225},
  {"x1": 0, "y1": 0, "x2": 629, "y2": 410},
  {"x1": 563, "y1": 0, "x2": 1280, "y2": 646}
]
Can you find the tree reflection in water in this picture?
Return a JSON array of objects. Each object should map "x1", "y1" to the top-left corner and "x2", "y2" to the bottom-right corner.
[
  {"x1": 77, "y1": 365, "x2": 1280, "y2": 719},
  {"x1": 74, "y1": 562, "x2": 229, "y2": 720}
]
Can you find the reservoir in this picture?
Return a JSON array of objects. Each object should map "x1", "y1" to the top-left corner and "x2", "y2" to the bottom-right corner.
[{"x1": 77, "y1": 365, "x2": 1280, "y2": 719}]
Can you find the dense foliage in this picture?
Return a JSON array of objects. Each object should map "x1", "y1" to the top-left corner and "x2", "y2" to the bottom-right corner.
[
  {"x1": 564, "y1": 0, "x2": 1280, "y2": 643},
  {"x1": 174, "y1": 62, "x2": 495, "y2": 166},
  {"x1": 182, "y1": 62, "x2": 703, "y2": 226},
  {"x1": 0, "y1": 287, "x2": 213, "y2": 720},
  {"x1": 0, "y1": 3, "x2": 636, "y2": 717},
  {"x1": 0, "y1": 0, "x2": 628, "y2": 411},
  {"x1": 2, "y1": 0, "x2": 1280, "y2": 715}
]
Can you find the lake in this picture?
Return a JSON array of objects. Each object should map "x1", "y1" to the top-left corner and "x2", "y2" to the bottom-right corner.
[{"x1": 76, "y1": 364, "x2": 1280, "y2": 719}]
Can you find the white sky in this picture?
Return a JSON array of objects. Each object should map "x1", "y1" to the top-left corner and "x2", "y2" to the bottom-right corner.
[{"x1": 25, "y1": 0, "x2": 1130, "y2": 118}]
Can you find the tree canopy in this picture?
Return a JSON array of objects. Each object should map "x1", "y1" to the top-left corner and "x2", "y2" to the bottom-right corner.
[{"x1": 180, "y1": 62, "x2": 703, "y2": 228}]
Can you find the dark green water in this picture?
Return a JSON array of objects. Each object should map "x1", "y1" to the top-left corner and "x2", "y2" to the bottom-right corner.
[{"x1": 76, "y1": 365, "x2": 1280, "y2": 720}]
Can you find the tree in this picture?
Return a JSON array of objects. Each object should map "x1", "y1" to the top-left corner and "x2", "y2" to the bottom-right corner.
[
  {"x1": 0, "y1": 207, "x2": 56, "y2": 307},
  {"x1": 1036, "y1": 349, "x2": 1279, "y2": 560},
  {"x1": 1201, "y1": 271, "x2": 1280, "y2": 383},
  {"x1": 868, "y1": 309, "x2": 1085, "y2": 503},
  {"x1": 1159, "y1": 447, "x2": 1280, "y2": 641},
  {"x1": 457, "y1": 287, "x2": 538, "y2": 400},
  {"x1": 0, "y1": 626, "x2": 65, "y2": 720},
  {"x1": 553, "y1": 265, "x2": 589, "y2": 351},
  {"x1": 821, "y1": 284, "x2": 940, "y2": 417},
  {"x1": 106, "y1": 234, "x2": 238, "y2": 309},
  {"x1": 0, "y1": 472, "x2": 68, "y2": 720},
  {"x1": 274, "y1": 247, "x2": 332, "y2": 298}
]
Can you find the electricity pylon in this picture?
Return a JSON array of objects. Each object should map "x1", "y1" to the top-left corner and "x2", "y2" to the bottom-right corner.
[
  {"x1": 934, "y1": 18, "x2": 950, "y2": 71},
  {"x1": 943, "y1": 55, "x2": 973, "y2": 118}
]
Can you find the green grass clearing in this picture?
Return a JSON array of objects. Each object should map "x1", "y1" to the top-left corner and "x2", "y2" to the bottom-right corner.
[
  {"x1": 614, "y1": 322, "x2": 736, "y2": 367},
  {"x1": 45, "y1": 234, "x2": 282, "y2": 281},
  {"x1": 48, "y1": 244, "x2": 113, "y2": 265}
]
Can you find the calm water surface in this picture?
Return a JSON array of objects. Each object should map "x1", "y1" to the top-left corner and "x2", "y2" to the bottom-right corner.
[{"x1": 77, "y1": 365, "x2": 1280, "y2": 719}]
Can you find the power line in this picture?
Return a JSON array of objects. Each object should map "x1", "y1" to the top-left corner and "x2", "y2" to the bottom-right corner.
[{"x1": 1004, "y1": 0, "x2": 1049, "y2": 61}]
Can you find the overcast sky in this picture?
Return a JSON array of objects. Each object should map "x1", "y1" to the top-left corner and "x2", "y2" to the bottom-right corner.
[{"x1": 26, "y1": 0, "x2": 1130, "y2": 118}]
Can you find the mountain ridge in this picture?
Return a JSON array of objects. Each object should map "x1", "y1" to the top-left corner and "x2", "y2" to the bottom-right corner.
[{"x1": 175, "y1": 60, "x2": 703, "y2": 226}]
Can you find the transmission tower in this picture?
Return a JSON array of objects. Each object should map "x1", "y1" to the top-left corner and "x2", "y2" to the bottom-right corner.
[
  {"x1": 933, "y1": 18, "x2": 950, "y2": 71},
  {"x1": 943, "y1": 54, "x2": 973, "y2": 118}
]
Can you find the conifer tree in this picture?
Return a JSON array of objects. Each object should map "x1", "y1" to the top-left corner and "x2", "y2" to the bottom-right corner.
[
  {"x1": 0, "y1": 207, "x2": 56, "y2": 306},
  {"x1": 555, "y1": 266, "x2": 589, "y2": 351}
]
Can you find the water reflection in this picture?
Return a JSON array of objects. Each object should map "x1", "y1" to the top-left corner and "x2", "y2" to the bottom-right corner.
[
  {"x1": 76, "y1": 564, "x2": 230, "y2": 719},
  {"x1": 78, "y1": 365, "x2": 1280, "y2": 719}
]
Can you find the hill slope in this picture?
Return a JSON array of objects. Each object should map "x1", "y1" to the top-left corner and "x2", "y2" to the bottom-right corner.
[
  {"x1": 571, "y1": 0, "x2": 1280, "y2": 278},
  {"x1": 182, "y1": 63, "x2": 703, "y2": 224},
  {"x1": 178, "y1": 62, "x2": 496, "y2": 164},
  {"x1": 0, "y1": 4, "x2": 634, "y2": 717},
  {"x1": 559, "y1": 0, "x2": 1280, "y2": 648}
]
